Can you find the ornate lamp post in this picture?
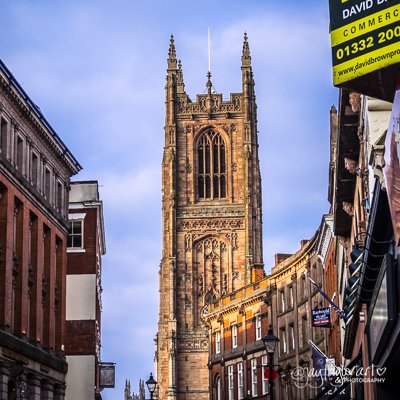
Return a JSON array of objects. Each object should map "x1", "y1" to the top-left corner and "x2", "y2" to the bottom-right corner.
[
  {"x1": 145, "y1": 373, "x2": 157, "y2": 400},
  {"x1": 261, "y1": 325, "x2": 279, "y2": 400}
]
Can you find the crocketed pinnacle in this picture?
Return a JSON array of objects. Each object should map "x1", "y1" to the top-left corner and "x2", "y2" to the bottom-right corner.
[
  {"x1": 206, "y1": 71, "x2": 212, "y2": 97},
  {"x1": 241, "y1": 32, "x2": 251, "y2": 68},
  {"x1": 177, "y1": 59, "x2": 185, "y2": 93},
  {"x1": 167, "y1": 34, "x2": 177, "y2": 70}
]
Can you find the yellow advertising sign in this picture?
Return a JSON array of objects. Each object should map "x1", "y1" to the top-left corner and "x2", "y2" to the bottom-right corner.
[{"x1": 329, "y1": 0, "x2": 400, "y2": 85}]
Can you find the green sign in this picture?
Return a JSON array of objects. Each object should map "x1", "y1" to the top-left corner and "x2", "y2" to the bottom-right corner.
[{"x1": 329, "y1": 0, "x2": 400, "y2": 85}]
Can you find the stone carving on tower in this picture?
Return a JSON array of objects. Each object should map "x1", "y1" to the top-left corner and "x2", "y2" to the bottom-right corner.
[{"x1": 156, "y1": 33, "x2": 264, "y2": 400}]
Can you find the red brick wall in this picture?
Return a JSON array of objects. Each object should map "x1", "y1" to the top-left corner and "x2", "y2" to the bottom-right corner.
[
  {"x1": 65, "y1": 320, "x2": 96, "y2": 355},
  {"x1": 0, "y1": 173, "x2": 67, "y2": 355},
  {"x1": 67, "y1": 207, "x2": 97, "y2": 275}
]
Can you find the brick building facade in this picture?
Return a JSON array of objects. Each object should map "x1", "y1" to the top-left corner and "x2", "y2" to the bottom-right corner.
[
  {"x1": 65, "y1": 181, "x2": 106, "y2": 400},
  {"x1": 203, "y1": 279, "x2": 270, "y2": 400},
  {"x1": 0, "y1": 60, "x2": 81, "y2": 399}
]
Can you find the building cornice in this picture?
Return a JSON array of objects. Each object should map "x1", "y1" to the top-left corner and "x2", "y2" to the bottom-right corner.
[{"x1": 0, "y1": 60, "x2": 81, "y2": 176}]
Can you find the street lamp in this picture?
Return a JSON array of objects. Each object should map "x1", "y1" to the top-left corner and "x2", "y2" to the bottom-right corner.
[
  {"x1": 145, "y1": 373, "x2": 157, "y2": 400},
  {"x1": 261, "y1": 325, "x2": 279, "y2": 400}
]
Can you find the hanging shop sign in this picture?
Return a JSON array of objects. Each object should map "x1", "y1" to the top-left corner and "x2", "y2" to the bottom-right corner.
[
  {"x1": 329, "y1": 0, "x2": 400, "y2": 101},
  {"x1": 99, "y1": 362, "x2": 116, "y2": 388},
  {"x1": 384, "y1": 78, "x2": 400, "y2": 245},
  {"x1": 312, "y1": 307, "x2": 331, "y2": 328}
]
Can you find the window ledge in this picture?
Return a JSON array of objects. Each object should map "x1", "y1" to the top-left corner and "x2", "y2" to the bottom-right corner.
[{"x1": 67, "y1": 249, "x2": 86, "y2": 253}]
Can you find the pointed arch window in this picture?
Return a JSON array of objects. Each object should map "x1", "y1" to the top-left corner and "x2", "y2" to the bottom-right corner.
[{"x1": 198, "y1": 130, "x2": 226, "y2": 200}]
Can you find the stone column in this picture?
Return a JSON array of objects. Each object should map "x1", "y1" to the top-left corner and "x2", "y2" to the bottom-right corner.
[
  {"x1": 53, "y1": 383, "x2": 65, "y2": 400},
  {"x1": 41, "y1": 380, "x2": 54, "y2": 400},
  {"x1": 28, "y1": 376, "x2": 41, "y2": 400},
  {"x1": 0, "y1": 364, "x2": 10, "y2": 400}
]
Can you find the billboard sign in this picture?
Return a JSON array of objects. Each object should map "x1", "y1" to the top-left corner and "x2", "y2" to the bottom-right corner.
[
  {"x1": 329, "y1": 0, "x2": 400, "y2": 86},
  {"x1": 312, "y1": 307, "x2": 331, "y2": 328}
]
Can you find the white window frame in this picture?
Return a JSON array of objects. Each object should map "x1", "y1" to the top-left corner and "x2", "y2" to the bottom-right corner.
[
  {"x1": 280, "y1": 290, "x2": 285, "y2": 312},
  {"x1": 256, "y1": 316, "x2": 262, "y2": 340},
  {"x1": 67, "y1": 214, "x2": 86, "y2": 253},
  {"x1": 251, "y1": 358, "x2": 258, "y2": 396},
  {"x1": 290, "y1": 324, "x2": 295, "y2": 350},
  {"x1": 262, "y1": 355, "x2": 269, "y2": 395},
  {"x1": 215, "y1": 331, "x2": 221, "y2": 354},
  {"x1": 215, "y1": 376, "x2": 221, "y2": 400},
  {"x1": 237, "y1": 362, "x2": 244, "y2": 400},
  {"x1": 232, "y1": 325, "x2": 238, "y2": 349},
  {"x1": 228, "y1": 365, "x2": 234, "y2": 400},
  {"x1": 289, "y1": 285, "x2": 294, "y2": 308},
  {"x1": 281, "y1": 329, "x2": 287, "y2": 354}
]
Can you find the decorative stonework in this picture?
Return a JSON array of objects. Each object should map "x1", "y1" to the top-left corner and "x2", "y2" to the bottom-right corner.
[
  {"x1": 177, "y1": 95, "x2": 242, "y2": 115},
  {"x1": 225, "y1": 232, "x2": 238, "y2": 250},
  {"x1": 177, "y1": 335, "x2": 208, "y2": 352},
  {"x1": 342, "y1": 201, "x2": 354, "y2": 216},
  {"x1": 177, "y1": 208, "x2": 244, "y2": 219},
  {"x1": 185, "y1": 158, "x2": 192, "y2": 173},
  {"x1": 177, "y1": 218, "x2": 243, "y2": 232},
  {"x1": 168, "y1": 127, "x2": 175, "y2": 145},
  {"x1": 344, "y1": 157, "x2": 358, "y2": 174},
  {"x1": 349, "y1": 92, "x2": 361, "y2": 113}
]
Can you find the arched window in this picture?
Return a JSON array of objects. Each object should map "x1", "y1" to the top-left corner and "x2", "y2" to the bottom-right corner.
[
  {"x1": 198, "y1": 130, "x2": 226, "y2": 199},
  {"x1": 215, "y1": 375, "x2": 221, "y2": 400}
]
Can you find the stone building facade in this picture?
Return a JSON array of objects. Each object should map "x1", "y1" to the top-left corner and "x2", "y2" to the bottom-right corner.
[
  {"x1": 156, "y1": 34, "x2": 264, "y2": 400},
  {"x1": 65, "y1": 181, "x2": 106, "y2": 400},
  {"x1": 201, "y1": 229, "x2": 331, "y2": 400},
  {"x1": 270, "y1": 237, "x2": 326, "y2": 400},
  {"x1": 0, "y1": 60, "x2": 81, "y2": 398}
]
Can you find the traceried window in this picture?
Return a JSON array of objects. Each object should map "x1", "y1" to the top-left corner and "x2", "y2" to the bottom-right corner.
[{"x1": 198, "y1": 130, "x2": 226, "y2": 200}]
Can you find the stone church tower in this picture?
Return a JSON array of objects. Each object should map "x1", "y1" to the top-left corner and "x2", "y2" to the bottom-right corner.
[{"x1": 156, "y1": 33, "x2": 264, "y2": 400}]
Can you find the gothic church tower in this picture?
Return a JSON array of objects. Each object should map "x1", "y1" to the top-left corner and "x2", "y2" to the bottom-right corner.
[{"x1": 156, "y1": 34, "x2": 264, "y2": 400}]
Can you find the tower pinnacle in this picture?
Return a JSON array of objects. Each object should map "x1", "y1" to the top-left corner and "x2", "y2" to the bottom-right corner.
[
  {"x1": 177, "y1": 59, "x2": 185, "y2": 94},
  {"x1": 167, "y1": 34, "x2": 177, "y2": 70},
  {"x1": 241, "y1": 32, "x2": 251, "y2": 68}
]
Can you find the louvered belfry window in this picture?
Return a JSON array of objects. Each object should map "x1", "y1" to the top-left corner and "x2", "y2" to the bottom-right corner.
[{"x1": 198, "y1": 130, "x2": 226, "y2": 199}]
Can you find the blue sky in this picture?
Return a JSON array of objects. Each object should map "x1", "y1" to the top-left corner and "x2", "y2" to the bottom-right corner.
[{"x1": 1, "y1": 1, "x2": 338, "y2": 398}]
